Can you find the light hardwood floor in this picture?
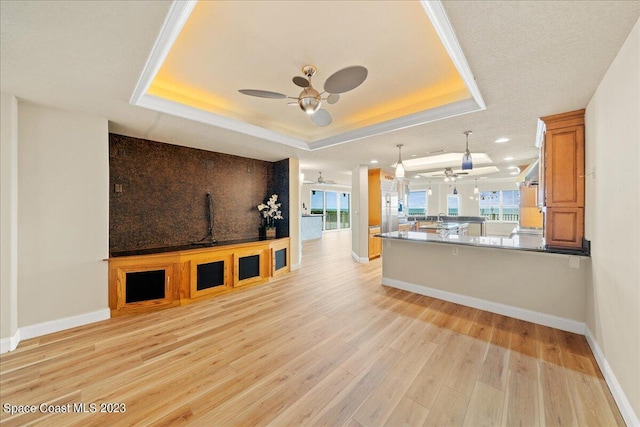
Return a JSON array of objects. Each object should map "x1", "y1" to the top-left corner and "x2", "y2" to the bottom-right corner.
[{"x1": 0, "y1": 231, "x2": 623, "y2": 426}]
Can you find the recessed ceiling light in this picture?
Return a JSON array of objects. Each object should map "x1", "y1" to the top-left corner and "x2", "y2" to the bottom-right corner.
[
  {"x1": 504, "y1": 156, "x2": 514, "y2": 161},
  {"x1": 510, "y1": 171, "x2": 518, "y2": 175},
  {"x1": 507, "y1": 165, "x2": 518, "y2": 170},
  {"x1": 370, "y1": 160, "x2": 378, "y2": 164},
  {"x1": 495, "y1": 138, "x2": 510, "y2": 143},
  {"x1": 414, "y1": 175, "x2": 421, "y2": 178}
]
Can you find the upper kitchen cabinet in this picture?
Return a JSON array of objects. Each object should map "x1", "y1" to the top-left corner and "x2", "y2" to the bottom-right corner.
[
  {"x1": 540, "y1": 109, "x2": 585, "y2": 249},
  {"x1": 541, "y1": 110, "x2": 585, "y2": 207}
]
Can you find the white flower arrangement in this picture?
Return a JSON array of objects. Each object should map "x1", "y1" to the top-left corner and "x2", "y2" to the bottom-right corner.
[{"x1": 257, "y1": 194, "x2": 283, "y2": 227}]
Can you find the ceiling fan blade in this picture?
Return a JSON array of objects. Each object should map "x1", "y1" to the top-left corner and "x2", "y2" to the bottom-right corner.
[
  {"x1": 311, "y1": 109, "x2": 332, "y2": 127},
  {"x1": 324, "y1": 65, "x2": 368, "y2": 94},
  {"x1": 326, "y1": 93, "x2": 340, "y2": 105},
  {"x1": 292, "y1": 76, "x2": 310, "y2": 88},
  {"x1": 238, "y1": 89, "x2": 287, "y2": 99}
]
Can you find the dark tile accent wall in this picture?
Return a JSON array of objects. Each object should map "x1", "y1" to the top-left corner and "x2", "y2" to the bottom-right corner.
[
  {"x1": 109, "y1": 134, "x2": 289, "y2": 254},
  {"x1": 272, "y1": 158, "x2": 290, "y2": 239}
]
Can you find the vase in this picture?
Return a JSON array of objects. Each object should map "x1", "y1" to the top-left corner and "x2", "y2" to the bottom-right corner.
[{"x1": 265, "y1": 227, "x2": 276, "y2": 238}]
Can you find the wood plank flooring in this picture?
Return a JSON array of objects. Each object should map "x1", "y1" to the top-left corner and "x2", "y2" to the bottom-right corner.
[{"x1": 0, "y1": 231, "x2": 624, "y2": 426}]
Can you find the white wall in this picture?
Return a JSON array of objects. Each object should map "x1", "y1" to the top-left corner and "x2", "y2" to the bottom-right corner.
[
  {"x1": 382, "y1": 239, "x2": 588, "y2": 328},
  {"x1": 289, "y1": 158, "x2": 301, "y2": 269},
  {"x1": 351, "y1": 165, "x2": 369, "y2": 262},
  {"x1": 17, "y1": 102, "x2": 109, "y2": 328},
  {"x1": 585, "y1": 18, "x2": 640, "y2": 424},
  {"x1": 1, "y1": 93, "x2": 19, "y2": 347}
]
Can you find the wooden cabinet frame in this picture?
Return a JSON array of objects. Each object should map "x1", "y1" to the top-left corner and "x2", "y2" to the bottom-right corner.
[
  {"x1": 109, "y1": 254, "x2": 180, "y2": 315},
  {"x1": 540, "y1": 109, "x2": 585, "y2": 249},
  {"x1": 109, "y1": 238, "x2": 290, "y2": 316},
  {"x1": 234, "y1": 248, "x2": 269, "y2": 288},
  {"x1": 270, "y1": 239, "x2": 290, "y2": 277},
  {"x1": 188, "y1": 252, "x2": 232, "y2": 299}
]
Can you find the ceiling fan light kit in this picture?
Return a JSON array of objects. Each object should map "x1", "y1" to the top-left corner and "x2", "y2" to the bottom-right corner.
[
  {"x1": 238, "y1": 64, "x2": 367, "y2": 127},
  {"x1": 299, "y1": 87, "x2": 321, "y2": 114},
  {"x1": 462, "y1": 130, "x2": 473, "y2": 170}
]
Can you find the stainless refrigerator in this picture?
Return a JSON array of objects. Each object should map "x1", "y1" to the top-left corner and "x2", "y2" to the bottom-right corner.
[{"x1": 381, "y1": 179, "x2": 398, "y2": 233}]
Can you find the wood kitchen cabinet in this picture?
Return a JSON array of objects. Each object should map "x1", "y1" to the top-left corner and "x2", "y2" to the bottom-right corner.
[
  {"x1": 540, "y1": 109, "x2": 585, "y2": 249},
  {"x1": 368, "y1": 168, "x2": 395, "y2": 227},
  {"x1": 545, "y1": 207, "x2": 584, "y2": 248},
  {"x1": 368, "y1": 226, "x2": 382, "y2": 260}
]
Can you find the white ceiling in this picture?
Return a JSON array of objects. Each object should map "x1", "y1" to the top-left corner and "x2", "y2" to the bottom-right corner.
[{"x1": 2, "y1": 1, "x2": 639, "y2": 186}]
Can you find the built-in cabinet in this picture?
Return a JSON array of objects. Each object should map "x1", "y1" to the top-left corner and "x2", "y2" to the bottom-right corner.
[
  {"x1": 109, "y1": 253, "x2": 181, "y2": 314},
  {"x1": 540, "y1": 109, "x2": 585, "y2": 249},
  {"x1": 368, "y1": 226, "x2": 382, "y2": 260},
  {"x1": 109, "y1": 238, "x2": 289, "y2": 315},
  {"x1": 368, "y1": 169, "x2": 395, "y2": 260}
]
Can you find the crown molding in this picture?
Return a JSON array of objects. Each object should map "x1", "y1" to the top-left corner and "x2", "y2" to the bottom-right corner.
[{"x1": 130, "y1": 0, "x2": 485, "y2": 151}]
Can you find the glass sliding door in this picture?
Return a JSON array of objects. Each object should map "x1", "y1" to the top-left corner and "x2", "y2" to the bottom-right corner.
[
  {"x1": 340, "y1": 192, "x2": 350, "y2": 228},
  {"x1": 310, "y1": 190, "x2": 324, "y2": 215},
  {"x1": 309, "y1": 190, "x2": 351, "y2": 231},
  {"x1": 324, "y1": 191, "x2": 338, "y2": 230}
]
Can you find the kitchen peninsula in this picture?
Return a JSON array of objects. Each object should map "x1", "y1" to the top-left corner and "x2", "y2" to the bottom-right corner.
[
  {"x1": 378, "y1": 230, "x2": 590, "y2": 333},
  {"x1": 301, "y1": 214, "x2": 323, "y2": 241}
]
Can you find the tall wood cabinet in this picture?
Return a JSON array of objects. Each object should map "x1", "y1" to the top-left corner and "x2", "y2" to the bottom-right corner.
[
  {"x1": 540, "y1": 109, "x2": 585, "y2": 249},
  {"x1": 368, "y1": 169, "x2": 395, "y2": 260}
]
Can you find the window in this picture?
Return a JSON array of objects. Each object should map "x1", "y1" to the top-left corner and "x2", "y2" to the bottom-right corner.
[
  {"x1": 408, "y1": 191, "x2": 428, "y2": 216},
  {"x1": 479, "y1": 190, "x2": 520, "y2": 221},
  {"x1": 310, "y1": 190, "x2": 351, "y2": 231},
  {"x1": 447, "y1": 195, "x2": 459, "y2": 216}
]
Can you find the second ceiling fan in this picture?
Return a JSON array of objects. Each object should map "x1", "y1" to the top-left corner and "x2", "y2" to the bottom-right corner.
[{"x1": 238, "y1": 64, "x2": 368, "y2": 127}]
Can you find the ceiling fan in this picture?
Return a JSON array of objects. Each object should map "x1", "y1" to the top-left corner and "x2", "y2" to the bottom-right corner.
[
  {"x1": 304, "y1": 171, "x2": 336, "y2": 185},
  {"x1": 434, "y1": 167, "x2": 469, "y2": 182},
  {"x1": 238, "y1": 64, "x2": 368, "y2": 127}
]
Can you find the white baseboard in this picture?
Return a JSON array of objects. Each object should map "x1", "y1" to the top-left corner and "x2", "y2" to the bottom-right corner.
[
  {"x1": 0, "y1": 308, "x2": 110, "y2": 354},
  {"x1": 351, "y1": 251, "x2": 369, "y2": 264},
  {"x1": 585, "y1": 328, "x2": 639, "y2": 427},
  {"x1": 0, "y1": 329, "x2": 20, "y2": 354},
  {"x1": 382, "y1": 277, "x2": 586, "y2": 334}
]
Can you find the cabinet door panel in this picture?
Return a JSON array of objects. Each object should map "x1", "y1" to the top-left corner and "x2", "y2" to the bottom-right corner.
[
  {"x1": 545, "y1": 207, "x2": 584, "y2": 248},
  {"x1": 545, "y1": 126, "x2": 585, "y2": 207}
]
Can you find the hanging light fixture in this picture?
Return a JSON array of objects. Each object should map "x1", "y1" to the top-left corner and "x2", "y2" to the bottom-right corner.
[
  {"x1": 474, "y1": 179, "x2": 479, "y2": 194},
  {"x1": 395, "y1": 144, "x2": 405, "y2": 178},
  {"x1": 462, "y1": 130, "x2": 473, "y2": 170},
  {"x1": 428, "y1": 181, "x2": 433, "y2": 196},
  {"x1": 453, "y1": 186, "x2": 458, "y2": 195}
]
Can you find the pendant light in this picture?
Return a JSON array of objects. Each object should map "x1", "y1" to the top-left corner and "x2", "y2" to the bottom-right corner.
[
  {"x1": 453, "y1": 186, "x2": 458, "y2": 195},
  {"x1": 395, "y1": 144, "x2": 405, "y2": 178},
  {"x1": 462, "y1": 131, "x2": 473, "y2": 170},
  {"x1": 428, "y1": 181, "x2": 433, "y2": 196},
  {"x1": 474, "y1": 179, "x2": 479, "y2": 194}
]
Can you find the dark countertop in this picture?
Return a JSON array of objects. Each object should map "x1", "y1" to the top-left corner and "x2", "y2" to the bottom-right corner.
[
  {"x1": 377, "y1": 231, "x2": 590, "y2": 257},
  {"x1": 409, "y1": 215, "x2": 486, "y2": 223},
  {"x1": 110, "y1": 236, "x2": 279, "y2": 258}
]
